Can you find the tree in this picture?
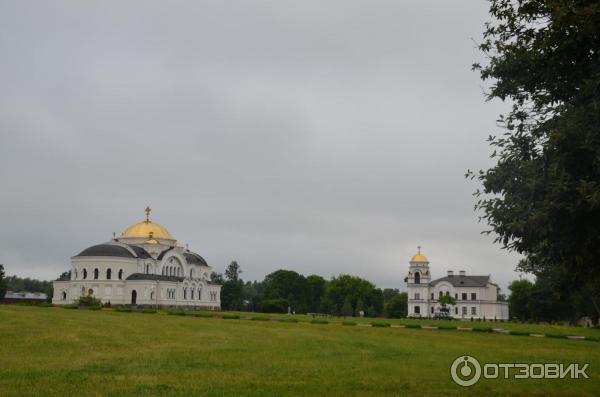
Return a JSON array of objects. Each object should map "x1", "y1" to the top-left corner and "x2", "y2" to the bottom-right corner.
[
  {"x1": 470, "y1": 0, "x2": 600, "y2": 317},
  {"x1": 306, "y1": 275, "x2": 327, "y2": 313},
  {"x1": 220, "y1": 261, "x2": 245, "y2": 311},
  {"x1": 355, "y1": 298, "x2": 365, "y2": 317},
  {"x1": 0, "y1": 264, "x2": 6, "y2": 299},
  {"x1": 341, "y1": 296, "x2": 353, "y2": 317},
  {"x1": 211, "y1": 272, "x2": 224, "y2": 284},
  {"x1": 385, "y1": 292, "x2": 407, "y2": 318},
  {"x1": 263, "y1": 270, "x2": 309, "y2": 313},
  {"x1": 438, "y1": 294, "x2": 456, "y2": 314},
  {"x1": 508, "y1": 279, "x2": 533, "y2": 321},
  {"x1": 321, "y1": 275, "x2": 384, "y2": 316},
  {"x1": 383, "y1": 288, "x2": 400, "y2": 304}
]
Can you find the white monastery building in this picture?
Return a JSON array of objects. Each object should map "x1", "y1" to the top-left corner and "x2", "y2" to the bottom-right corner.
[
  {"x1": 53, "y1": 207, "x2": 221, "y2": 309},
  {"x1": 405, "y1": 247, "x2": 508, "y2": 320}
]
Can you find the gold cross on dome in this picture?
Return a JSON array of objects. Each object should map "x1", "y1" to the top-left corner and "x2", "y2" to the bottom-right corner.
[
  {"x1": 417, "y1": 245, "x2": 422, "y2": 255},
  {"x1": 145, "y1": 206, "x2": 152, "y2": 222}
]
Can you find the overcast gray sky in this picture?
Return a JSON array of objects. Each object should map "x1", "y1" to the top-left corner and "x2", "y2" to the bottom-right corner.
[{"x1": 0, "y1": 1, "x2": 525, "y2": 291}]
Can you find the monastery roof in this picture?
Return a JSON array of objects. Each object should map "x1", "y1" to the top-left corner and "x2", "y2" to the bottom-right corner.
[
  {"x1": 429, "y1": 275, "x2": 490, "y2": 287},
  {"x1": 76, "y1": 243, "x2": 140, "y2": 259},
  {"x1": 183, "y1": 252, "x2": 208, "y2": 266},
  {"x1": 126, "y1": 273, "x2": 184, "y2": 282}
]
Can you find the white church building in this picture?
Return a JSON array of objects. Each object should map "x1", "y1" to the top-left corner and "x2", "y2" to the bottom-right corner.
[
  {"x1": 53, "y1": 207, "x2": 221, "y2": 309},
  {"x1": 405, "y1": 247, "x2": 508, "y2": 320}
]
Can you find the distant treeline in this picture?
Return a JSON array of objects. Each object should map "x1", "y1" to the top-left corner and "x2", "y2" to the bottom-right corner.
[
  {"x1": 212, "y1": 261, "x2": 408, "y2": 318},
  {"x1": 1, "y1": 272, "x2": 53, "y2": 302}
]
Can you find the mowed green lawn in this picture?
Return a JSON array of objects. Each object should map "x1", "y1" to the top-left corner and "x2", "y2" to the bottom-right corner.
[{"x1": 0, "y1": 306, "x2": 598, "y2": 397}]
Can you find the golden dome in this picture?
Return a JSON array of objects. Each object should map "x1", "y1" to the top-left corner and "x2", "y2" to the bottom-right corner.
[
  {"x1": 120, "y1": 207, "x2": 174, "y2": 240},
  {"x1": 410, "y1": 246, "x2": 428, "y2": 262},
  {"x1": 121, "y1": 221, "x2": 173, "y2": 239}
]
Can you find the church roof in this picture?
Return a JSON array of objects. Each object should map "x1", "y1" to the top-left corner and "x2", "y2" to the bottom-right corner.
[
  {"x1": 126, "y1": 273, "x2": 184, "y2": 282},
  {"x1": 429, "y1": 275, "x2": 490, "y2": 287},
  {"x1": 76, "y1": 244, "x2": 137, "y2": 258},
  {"x1": 184, "y1": 252, "x2": 208, "y2": 266},
  {"x1": 76, "y1": 243, "x2": 151, "y2": 259}
]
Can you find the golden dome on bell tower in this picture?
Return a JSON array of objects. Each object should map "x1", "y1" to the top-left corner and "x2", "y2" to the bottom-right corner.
[{"x1": 410, "y1": 246, "x2": 429, "y2": 263}]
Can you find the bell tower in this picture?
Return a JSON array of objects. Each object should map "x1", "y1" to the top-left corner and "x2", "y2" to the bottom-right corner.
[{"x1": 407, "y1": 246, "x2": 430, "y2": 285}]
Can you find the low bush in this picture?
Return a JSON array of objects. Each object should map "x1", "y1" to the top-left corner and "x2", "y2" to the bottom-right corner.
[
  {"x1": 279, "y1": 318, "x2": 299, "y2": 323},
  {"x1": 115, "y1": 308, "x2": 132, "y2": 313},
  {"x1": 88, "y1": 306, "x2": 102, "y2": 311},
  {"x1": 63, "y1": 304, "x2": 78, "y2": 310},
  {"x1": 77, "y1": 296, "x2": 102, "y2": 307},
  {"x1": 584, "y1": 336, "x2": 600, "y2": 342},
  {"x1": 509, "y1": 330, "x2": 530, "y2": 336},
  {"x1": 310, "y1": 319, "x2": 329, "y2": 324},
  {"x1": 437, "y1": 325, "x2": 457, "y2": 330},
  {"x1": 472, "y1": 326, "x2": 493, "y2": 333},
  {"x1": 193, "y1": 312, "x2": 214, "y2": 318},
  {"x1": 141, "y1": 309, "x2": 157, "y2": 314},
  {"x1": 342, "y1": 321, "x2": 356, "y2": 326},
  {"x1": 251, "y1": 316, "x2": 270, "y2": 321},
  {"x1": 404, "y1": 324, "x2": 421, "y2": 329},
  {"x1": 371, "y1": 321, "x2": 391, "y2": 328},
  {"x1": 222, "y1": 314, "x2": 240, "y2": 319},
  {"x1": 168, "y1": 310, "x2": 186, "y2": 316},
  {"x1": 545, "y1": 333, "x2": 565, "y2": 339}
]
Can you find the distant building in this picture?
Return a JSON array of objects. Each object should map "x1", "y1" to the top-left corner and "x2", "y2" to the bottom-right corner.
[
  {"x1": 405, "y1": 247, "x2": 509, "y2": 320},
  {"x1": 52, "y1": 207, "x2": 221, "y2": 309},
  {"x1": 2, "y1": 291, "x2": 48, "y2": 304}
]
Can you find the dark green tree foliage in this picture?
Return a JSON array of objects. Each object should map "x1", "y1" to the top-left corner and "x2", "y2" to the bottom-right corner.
[
  {"x1": 438, "y1": 294, "x2": 457, "y2": 314},
  {"x1": 263, "y1": 270, "x2": 309, "y2": 313},
  {"x1": 3, "y1": 274, "x2": 53, "y2": 300},
  {"x1": 306, "y1": 275, "x2": 327, "y2": 312},
  {"x1": 0, "y1": 265, "x2": 6, "y2": 299},
  {"x1": 471, "y1": 0, "x2": 600, "y2": 316},
  {"x1": 508, "y1": 279, "x2": 534, "y2": 321},
  {"x1": 220, "y1": 261, "x2": 245, "y2": 311},
  {"x1": 382, "y1": 288, "x2": 400, "y2": 304},
  {"x1": 385, "y1": 292, "x2": 408, "y2": 318},
  {"x1": 341, "y1": 296, "x2": 353, "y2": 317},
  {"x1": 321, "y1": 275, "x2": 384, "y2": 316}
]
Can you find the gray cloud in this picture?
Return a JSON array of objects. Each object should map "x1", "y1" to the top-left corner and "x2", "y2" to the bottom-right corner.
[{"x1": 0, "y1": 1, "x2": 524, "y2": 291}]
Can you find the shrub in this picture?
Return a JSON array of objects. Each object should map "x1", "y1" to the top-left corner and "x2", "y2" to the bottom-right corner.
[
  {"x1": 88, "y1": 306, "x2": 102, "y2": 311},
  {"x1": 77, "y1": 296, "x2": 102, "y2": 307},
  {"x1": 584, "y1": 336, "x2": 600, "y2": 342},
  {"x1": 279, "y1": 318, "x2": 299, "y2": 323},
  {"x1": 371, "y1": 321, "x2": 391, "y2": 327},
  {"x1": 260, "y1": 299, "x2": 289, "y2": 314},
  {"x1": 404, "y1": 324, "x2": 421, "y2": 329},
  {"x1": 168, "y1": 310, "x2": 186, "y2": 316},
  {"x1": 141, "y1": 309, "x2": 157, "y2": 314},
  {"x1": 472, "y1": 326, "x2": 492, "y2": 332},
  {"x1": 342, "y1": 321, "x2": 357, "y2": 326},
  {"x1": 310, "y1": 319, "x2": 329, "y2": 324},
  {"x1": 437, "y1": 325, "x2": 457, "y2": 330},
  {"x1": 251, "y1": 316, "x2": 270, "y2": 321},
  {"x1": 102, "y1": 301, "x2": 112, "y2": 308},
  {"x1": 509, "y1": 330, "x2": 530, "y2": 336},
  {"x1": 63, "y1": 304, "x2": 78, "y2": 310},
  {"x1": 222, "y1": 314, "x2": 240, "y2": 319},
  {"x1": 194, "y1": 312, "x2": 214, "y2": 318}
]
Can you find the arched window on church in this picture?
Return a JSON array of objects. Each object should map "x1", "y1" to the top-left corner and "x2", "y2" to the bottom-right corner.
[
  {"x1": 83, "y1": 269, "x2": 87, "y2": 279},
  {"x1": 190, "y1": 269, "x2": 193, "y2": 279},
  {"x1": 414, "y1": 272, "x2": 420, "y2": 284},
  {"x1": 62, "y1": 291, "x2": 67, "y2": 300},
  {"x1": 191, "y1": 288, "x2": 194, "y2": 300},
  {"x1": 146, "y1": 264, "x2": 150, "y2": 274},
  {"x1": 118, "y1": 269, "x2": 123, "y2": 280},
  {"x1": 198, "y1": 287, "x2": 201, "y2": 300},
  {"x1": 415, "y1": 293, "x2": 420, "y2": 300},
  {"x1": 414, "y1": 306, "x2": 420, "y2": 314},
  {"x1": 106, "y1": 268, "x2": 112, "y2": 280},
  {"x1": 94, "y1": 268, "x2": 99, "y2": 280},
  {"x1": 183, "y1": 288, "x2": 187, "y2": 300}
]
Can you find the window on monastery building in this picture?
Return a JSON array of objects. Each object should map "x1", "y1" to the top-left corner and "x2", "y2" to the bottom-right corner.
[
  {"x1": 414, "y1": 306, "x2": 420, "y2": 314},
  {"x1": 190, "y1": 269, "x2": 193, "y2": 278},
  {"x1": 462, "y1": 293, "x2": 467, "y2": 300},
  {"x1": 198, "y1": 288, "x2": 202, "y2": 300},
  {"x1": 431, "y1": 307, "x2": 434, "y2": 314},
  {"x1": 438, "y1": 291, "x2": 443, "y2": 298},
  {"x1": 106, "y1": 268, "x2": 112, "y2": 280},
  {"x1": 455, "y1": 307, "x2": 458, "y2": 314},
  {"x1": 445, "y1": 291, "x2": 449, "y2": 296},
  {"x1": 414, "y1": 272, "x2": 420, "y2": 284},
  {"x1": 83, "y1": 269, "x2": 87, "y2": 279},
  {"x1": 183, "y1": 288, "x2": 187, "y2": 300},
  {"x1": 118, "y1": 269, "x2": 123, "y2": 280},
  {"x1": 455, "y1": 293, "x2": 458, "y2": 299},
  {"x1": 471, "y1": 307, "x2": 477, "y2": 315},
  {"x1": 94, "y1": 268, "x2": 99, "y2": 280},
  {"x1": 462, "y1": 306, "x2": 467, "y2": 315},
  {"x1": 471, "y1": 293, "x2": 477, "y2": 300},
  {"x1": 415, "y1": 293, "x2": 420, "y2": 300},
  {"x1": 431, "y1": 293, "x2": 434, "y2": 300}
]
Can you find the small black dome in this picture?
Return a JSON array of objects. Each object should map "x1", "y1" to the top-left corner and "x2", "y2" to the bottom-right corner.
[
  {"x1": 184, "y1": 251, "x2": 208, "y2": 266},
  {"x1": 76, "y1": 244, "x2": 136, "y2": 258}
]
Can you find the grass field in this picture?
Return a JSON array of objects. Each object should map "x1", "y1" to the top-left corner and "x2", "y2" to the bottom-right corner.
[{"x1": 1, "y1": 306, "x2": 598, "y2": 396}]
